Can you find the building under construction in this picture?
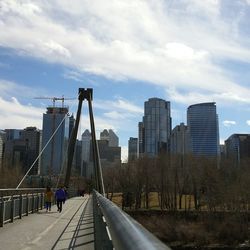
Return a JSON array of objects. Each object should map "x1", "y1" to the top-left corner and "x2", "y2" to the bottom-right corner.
[{"x1": 40, "y1": 105, "x2": 70, "y2": 176}]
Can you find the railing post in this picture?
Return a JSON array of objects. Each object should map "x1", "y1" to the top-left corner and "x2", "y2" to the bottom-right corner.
[
  {"x1": 93, "y1": 192, "x2": 113, "y2": 250},
  {"x1": 36, "y1": 194, "x2": 39, "y2": 212},
  {"x1": 10, "y1": 196, "x2": 14, "y2": 223},
  {"x1": 19, "y1": 194, "x2": 22, "y2": 219},
  {"x1": 0, "y1": 197, "x2": 4, "y2": 227},
  {"x1": 26, "y1": 194, "x2": 29, "y2": 216},
  {"x1": 31, "y1": 194, "x2": 34, "y2": 214},
  {"x1": 40, "y1": 193, "x2": 43, "y2": 210}
]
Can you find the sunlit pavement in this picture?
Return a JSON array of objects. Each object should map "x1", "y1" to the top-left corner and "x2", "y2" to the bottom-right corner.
[{"x1": 0, "y1": 195, "x2": 94, "y2": 250}]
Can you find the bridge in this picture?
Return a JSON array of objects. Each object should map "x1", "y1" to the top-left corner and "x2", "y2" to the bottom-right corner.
[{"x1": 0, "y1": 88, "x2": 171, "y2": 250}]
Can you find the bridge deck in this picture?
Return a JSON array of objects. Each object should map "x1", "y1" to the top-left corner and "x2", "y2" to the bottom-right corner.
[{"x1": 0, "y1": 195, "x2": 94, "y2": 250}]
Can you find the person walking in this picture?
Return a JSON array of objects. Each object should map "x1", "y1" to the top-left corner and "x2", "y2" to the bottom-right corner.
[
  {"x1": 45, "y1": 186, "x2": 53, "y2": 212},
  {"x1": 55, "y1": 186, "x2": 66, "y2": 213}
]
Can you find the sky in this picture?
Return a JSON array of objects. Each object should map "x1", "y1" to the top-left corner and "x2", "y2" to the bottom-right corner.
[{"x1": 0, "y1": 0, "x2": 250, "y2": 162}]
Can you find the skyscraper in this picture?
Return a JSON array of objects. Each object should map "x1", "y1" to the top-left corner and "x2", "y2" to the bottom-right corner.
[
  {"x1": 138, "y1": 122, "x2": 144, "y2": 155},
  {"x1": 128, "y1": 137, "x2": 138, "y2": 161},
  {"x1": 81, "y1": 128, "x2": 121, "y2": 178},
  {"x1": 81, "y1": 129, "x2": 92, "y2": 177},
  {"x1": 0, "y1": 130, "x2": 6, "y2": 170},
  {"x1": 4, "y1": 129, "x2": 22, "y2": 140},
  {"x1": 225, "y1": 134, "x2": 250, "y2": 166},
  {"x1": 20, "y1": 127, "x2": 41, "y2": 174},
  {"x1": 170, "y1": 123, "x2": 189, "y2": 155},
  {"x1": 139, "y1": 98, "x2": 171, "y2": 157},
  {"x1": 98, "y1": 129, "x2": 121, "y2": 167},
  {"x1": 187, "y1": 102, "x2": 219, "y2": 157},
  {"x1": 69, "y1": 113, "x2": 75, "y2": 138},
  {"x1": 3, "y1": 127, "x2": 41, "y2": 174},
  {"x1": 40, "y1": 107, "x2": 69, "y2": 176},
  {"x1": 100, "y1": 129, "x2": 119, "y2": 147}
]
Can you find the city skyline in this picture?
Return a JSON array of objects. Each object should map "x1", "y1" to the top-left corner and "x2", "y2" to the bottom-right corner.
[{"x1": 0, "y1": 0, "x2": 250, "y2": 161}]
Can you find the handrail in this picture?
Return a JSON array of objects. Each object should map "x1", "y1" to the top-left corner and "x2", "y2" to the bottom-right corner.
[
  {"x1": 0, "y1": 192, "x2": 45, "y2": 227},
  {"x1": 0, "y1": 188, "x2": 45, "y2": 191},
  {"x1": 94, "y1": 190, "x2": 171, "y2": 250}
]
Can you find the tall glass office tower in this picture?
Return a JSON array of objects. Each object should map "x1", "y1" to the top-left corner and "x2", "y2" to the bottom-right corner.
[
  {"x1": 187, "y1": 102, "x2": 219, "y2": 157},
  {"x1": 81, "y1": 129, "x2": 92, "y2": 177},
  {"x1": 40, "y1": 107, "x2": 69, "y2": 176},
  {"x1": 139, "y1": 98, "x2": 171, "y2": 157}
]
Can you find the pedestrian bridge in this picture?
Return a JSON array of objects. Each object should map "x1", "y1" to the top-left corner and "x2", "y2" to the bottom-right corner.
[
  {"x1": 0, "y1": 190, "x2": 171, "y2": 250},
  {"x1": 0, "y1": 89, "x2": 171, "y2": 249},
  {"x1": 0, "y1": 195, "x2": 94, "y2": 250}
]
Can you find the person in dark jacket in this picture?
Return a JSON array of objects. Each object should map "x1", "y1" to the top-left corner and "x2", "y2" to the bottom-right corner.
[{"x1": 55, "y1": 186, "x2": 66, "y2": 212}]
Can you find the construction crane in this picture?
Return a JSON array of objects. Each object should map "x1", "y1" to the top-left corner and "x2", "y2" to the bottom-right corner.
[{"x1": 34, "y1": 96, "x2": 76, "y2": 107}]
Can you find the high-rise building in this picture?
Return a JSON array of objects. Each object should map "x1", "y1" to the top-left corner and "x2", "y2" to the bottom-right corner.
[
  {"x1": 100, "y1": 129, "x2": 119, "y2": 147},
  {"x1": 0, "y1": 130, "x2": 6, "y2": 169},
  {"x1": 225, "y1": 134, "x2": 250, "y2": 166},
  {"x1": 138, "y1": 122, "x2": 144, "y2": 155},
  {"x1": 170, "y1": 123, "x2": 189, "y2": 155},
  {"x1": 187, "y1": 102, "x2": 219, "y2": 157},
  {"x1": 220, "y1": 144, "x2": 226, "y2": 160},
  {"x1": 4, "y1": 129, "x2": 22, "y2": 140},
  {"x1": 40, "y1": 107, "x2": 69, "y2": 176},
  {"x1": 20, "y1": 127, "x2": 41, "y2": 174},
  {"x1": 128, "y1": 137, "x2": 138, "y2": 161},
  {"x1": 139, "y1": 98, "x2": 171, "y2": 157},
  {"x1": 82, "y1": 129, "x2": 121, "y2": 178},
  {"x1": 69, "y1": 113, "x2": 75, "y2": 139},
  {"x1": 81, "y1": 129, "x2": 92, "y2": 177},
  {"x1": 3, "y1": 129, "x2": 22, "y2": 170},
  {"x1": 92, "y1": 139, "x2": 121, "y2": 168},
  {"x1": 3, "y1": 127, "x2": 41, "y2": 174}
]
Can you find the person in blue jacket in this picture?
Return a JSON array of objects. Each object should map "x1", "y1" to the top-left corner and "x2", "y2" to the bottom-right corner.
[{"x1": 55, "y1": 186, "x2": 66, "y2": 212}]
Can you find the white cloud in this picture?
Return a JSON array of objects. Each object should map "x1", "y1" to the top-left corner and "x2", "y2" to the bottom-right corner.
[
  {"x1": 63, "y1": 70, "x2": 83, "y2": 82},
  {"x1": 246, "y1": 120, "x2": 250, "y2": 126},
  {"x1": 166, "y1": 86, "x2": 250, "y2": 106},
  {"x1": 0, "y1": 79, "x2": 47, "y2": 99},
  {"x1": 79, "y1": 114, "x2": 116, "y2": 137},
  {"x1": 0, "y1": 96, "x2": 43, "y2": 129},
  {"x1": 94, "y1": 98, "x2": 143, "y2": 114},
  {"x1": 43, "y1": 40, "x2": 71, "y2": 58},
  {"x1": 1, "y1": 0, "x2": 250, "y2": 106},
  {"x1": 103, "y1": 111, "x2": 133, "y2": 120},
  {"x1": 223, "y1": 120, "x2": 236, "y2": 127}
]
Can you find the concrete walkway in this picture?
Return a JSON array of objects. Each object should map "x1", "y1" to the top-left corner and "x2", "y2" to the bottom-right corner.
[{"x1": 0, "y1": 195, "x2": 94, "y2": 250}]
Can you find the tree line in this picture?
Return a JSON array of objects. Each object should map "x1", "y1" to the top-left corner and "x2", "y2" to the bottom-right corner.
[{"x1": 103, "y1": 154, "x2": 250, "y2": 212}]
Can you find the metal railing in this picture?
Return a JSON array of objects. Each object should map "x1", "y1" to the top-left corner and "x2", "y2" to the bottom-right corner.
[
  {"x1": 0, "y1": 188, "x2": 45, "y2": 197},
  {"x1": 94, "y1": 190, "x2": 172, "y2": 250},
  {"x1": 0, "y1": 191, "x2": 45, "y2": 227}
]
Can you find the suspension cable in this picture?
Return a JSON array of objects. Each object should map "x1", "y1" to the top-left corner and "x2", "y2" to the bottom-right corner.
[{"x1": 16, "y1": 114, "x2": 68, "y2": 189}]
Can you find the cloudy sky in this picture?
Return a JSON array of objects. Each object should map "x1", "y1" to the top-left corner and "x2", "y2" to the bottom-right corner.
[{"x1": 0, "y1": 0, "x2": 250, "y2": 161}]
